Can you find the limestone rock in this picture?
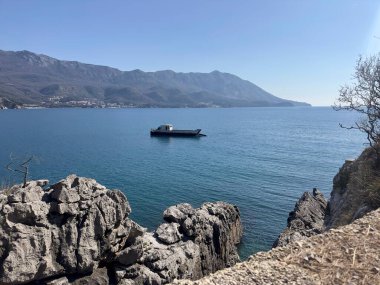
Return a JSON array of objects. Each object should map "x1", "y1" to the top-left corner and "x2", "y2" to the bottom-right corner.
[
  {"x1": 273, "y1": 188, "x2": 327, "y2": 247},
  {"x1": 156, "y1": 222, "x2": 182, "y2": 244},
  {"x1": 45, "y1": 277, "x2": 70, "y2": 285},
  {"x1": 0, "y1": 177, "x2": 242, "y2": 285},
  {"x1": 115, "y1": 202, "x2": 242, "y2": 285},
  {"x1": 70, "y1": 267, "x2": 110, "y2": 285},
  {"x1": 325, "y1": 146, "x2": 380, "y2": 229},
  {"x1": 163, "y1": 203, "x2": 195, "y2": 223},
  {"x1": 0, "y1": 175, "x2": 132, "y2": 284},
  {"x1": 116, "y1": 236, "x2": 144, "y2": 266}
]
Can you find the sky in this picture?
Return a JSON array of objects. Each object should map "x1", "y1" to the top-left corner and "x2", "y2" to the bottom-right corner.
[{"x1": 0, "y1": 0, "x2": 380, "y2": 106}]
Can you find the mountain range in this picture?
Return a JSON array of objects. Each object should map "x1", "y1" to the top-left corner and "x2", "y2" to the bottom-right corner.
[{"x1": 0, "y1": 50, "x2": 309, "y2": 108}]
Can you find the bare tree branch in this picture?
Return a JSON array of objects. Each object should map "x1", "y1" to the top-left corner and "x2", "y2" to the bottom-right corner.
[
  {"x1": 334, "y1": 54, "x2": 380, "y2": 156},
  {"x1": 5, "y1": 155, "x2": 35, "y2": 187}
]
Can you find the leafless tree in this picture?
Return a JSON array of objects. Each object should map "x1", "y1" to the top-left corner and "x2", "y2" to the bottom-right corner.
[
  {"x1": 6, "y1": 154, "x2": 35, "y2": 187},
  {"x1": 334, "y1": 54, "x2": 380, "y2": 153}
]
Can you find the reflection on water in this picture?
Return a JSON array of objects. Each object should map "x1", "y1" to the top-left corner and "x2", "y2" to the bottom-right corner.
[{"x1": 151, "y1": 136, "x2": 204, "y2": 144}]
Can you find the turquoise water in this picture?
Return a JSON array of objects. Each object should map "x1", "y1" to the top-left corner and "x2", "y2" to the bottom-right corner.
[{"x1": 0, "y1": 107, "x2": 363, "y2": 259}]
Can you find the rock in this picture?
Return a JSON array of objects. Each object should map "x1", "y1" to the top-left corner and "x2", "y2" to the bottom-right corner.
[
  {"x1": 125, "y1": 220, "x2": 146, "y2": 245},
  {"x1": 70, "y1": 267, "x2": 109, "y2": 285},
  {"x1": 116, "y1": 236, "x2": 144, "y2": 266},
  {"x1": 7, "y1": 182, "x2": 45, "y2": 203},
  {"x1": 45, "y1": 277, "x2": 70, "y2": 285},
  {"x1": 115, "y1": 264, "x2": 162, "y2": 285},
  {"x1": 0, "y1": 175, "x2": 132, "y2": 284},
  {"x1": 156, "y1": 222, "x2": 182, "y2": 244},
  {"x1": 325, "y1": 146, "x2": 380, "y2": 229},
  {"x1": 115, "y1": 202, "x2": 242, "y2": 284},
  {"x1": 0, "y1": 176, "x2": 242, "y2": 285},
  {"x1": 273, "y1": 188, "x2": 327, "y2": 247},
  {"x1": 25, "y1": 179, "x2": 49, "y2": 188},
  {"x1": 163, "y1": 203, "x2": 195, "y2": 223},
  {"x1": 187, "y1": 202, "x2": 242, "y2": 274}
]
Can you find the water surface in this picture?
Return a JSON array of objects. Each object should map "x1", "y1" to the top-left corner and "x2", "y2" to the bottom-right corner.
[{"x1": 0, "y1": 107, "x2": 363, "y2": 259}]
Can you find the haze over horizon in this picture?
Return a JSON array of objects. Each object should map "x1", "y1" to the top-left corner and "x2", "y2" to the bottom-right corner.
[{"x1": 1, "y1": 0, "x2": 380, "y2": 106}]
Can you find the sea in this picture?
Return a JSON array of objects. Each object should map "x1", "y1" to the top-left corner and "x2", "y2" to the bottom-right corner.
[{"x1": 0, "y1": 107, "x2": 364, "y2": 259}]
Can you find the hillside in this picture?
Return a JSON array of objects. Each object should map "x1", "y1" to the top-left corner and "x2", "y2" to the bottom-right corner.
[{"x1": 0, "y1": 50, "x2": 310, "y2": 108}]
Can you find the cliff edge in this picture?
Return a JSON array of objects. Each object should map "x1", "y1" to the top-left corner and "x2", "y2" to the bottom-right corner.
[
  {"x1": 0, "y1": 175, "x2": 242, "y2": 285},
  {"x1": 325, "y1": 146, "x2": 380, "y2": 228},
  {"x1": 172, "y1": 207, "x2": 380, "y2": 285}
]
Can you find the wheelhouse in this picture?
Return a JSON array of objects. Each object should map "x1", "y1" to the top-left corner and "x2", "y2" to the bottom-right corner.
[{"x1": 157, "y1": 124, "x2": 173, "y2": 131}]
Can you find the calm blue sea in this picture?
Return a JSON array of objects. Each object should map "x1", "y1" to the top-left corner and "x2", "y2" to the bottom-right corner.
[{"x1": 0, "y1": 107, "x2": 363, "y2": 259}]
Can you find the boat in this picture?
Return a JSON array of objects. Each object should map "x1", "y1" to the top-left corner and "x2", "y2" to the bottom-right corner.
[{"x1": 150, "y1": 124, "x2": 206, "y2": 137}]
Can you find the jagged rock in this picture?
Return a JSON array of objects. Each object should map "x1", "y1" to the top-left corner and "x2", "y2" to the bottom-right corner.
[
  {"x1": 115, "y1": 202, "x2": 242, "y2": 285},
  {"x1": 43, "y1": 267, "x2": 109, "y2": 285},
  {"x1": 163, "y1": 203, "x2": 195, "y2": 223},
  {"x1": 45, "y1": 277, "x2": 70, "y2": 285},
  {"x1": 70, "y1": 267, "x2": 109, "y2": 285},
  {"x1": 0, "y1": 175, "x2": 132, "y2": 284},
  {"x1": 26, "y1": 179, "x2": 49, "y2": 188},
  {"x1": 325, "y1": 146, "x2": 380, "y2": 229},
  {"x1": 273, "y1": 188, "x2": 327, "y2": 247},
  {"x1": 156, "y1": 222, "x2": 182, "y2": 244},
  {"x1": 115, "y1": 263, "x2": 162, "y2": 285},
  {"x1": 0, "y1": 176, "x2": 242, "y2": 285},
  {"x1": 116, "y1": 236, "x2": 144, "y2": 266}
]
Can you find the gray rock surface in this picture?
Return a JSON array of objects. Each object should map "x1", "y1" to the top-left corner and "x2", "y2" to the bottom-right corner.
[
  {"x1": 0, "y1": 175, "x2": 132, "y2": 284},
  {"x1": 273, "y1": 188, "x2": 327, "y2": 247},
  {"x1": 325, "y1": 146, "x2": 380, "y2": 229},
  {"x1": 0, "y1": 176, "x2": 242, "y2": 285},
  {"x1": 114, "y1": 202, "x2": 243, "y2": 285},
  {"x1": 156, "y1": 222, "x2": 182, "y2": 244}
]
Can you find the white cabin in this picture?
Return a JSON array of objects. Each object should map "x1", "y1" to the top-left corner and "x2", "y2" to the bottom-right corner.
[{"x1": 157, "y1": 124, "x2": 173, "y2": 131}]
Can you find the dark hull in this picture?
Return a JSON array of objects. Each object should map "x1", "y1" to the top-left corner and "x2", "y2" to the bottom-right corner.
[{"x1": 150, "y1": 129, "x2": 204, "y2": 137}]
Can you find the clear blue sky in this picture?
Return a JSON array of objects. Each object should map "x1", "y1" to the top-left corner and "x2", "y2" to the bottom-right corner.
[{"x1": 0, "y1": 0, "x2": 379, "y2": 106}]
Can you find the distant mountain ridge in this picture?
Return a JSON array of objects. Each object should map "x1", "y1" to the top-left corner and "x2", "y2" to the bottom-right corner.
[{"x1": 0, "y1": 50, "x2": 310, "y2": 108}]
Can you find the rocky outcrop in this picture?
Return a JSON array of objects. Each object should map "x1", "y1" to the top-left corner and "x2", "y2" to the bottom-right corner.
[
  {"x1": 325, "y1": 146, "x2": 380, "y2": 229},
  {"x1": 171, "y1": 146, "x2": 380, "y2": 284},
  {"x1": 0, "y1": 176, "x2": 242, "y2": 285},
  {"x1": 274, "y1": 146, "x2": 380, "y2": 248},
  {"x1": 273, "y1": 188, "x2": 327, "y2": 247},
  {"x1": 0, "y1": 175, "x2": 132, "y2": 284},
  {"x1": 173, "y1": 208, "x2": 380, "y2": 285},
  {"x1": 113, "y1": 202, "x2": 243, "y2": 285}
]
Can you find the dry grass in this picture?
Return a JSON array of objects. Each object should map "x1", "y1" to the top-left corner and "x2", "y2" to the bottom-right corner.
[
  {"x1": 172, "y1": 209, "x2": 380, "y2": 285},
  {"x1": 283, "y1": 219, "x2": 380, "y2": 284}
]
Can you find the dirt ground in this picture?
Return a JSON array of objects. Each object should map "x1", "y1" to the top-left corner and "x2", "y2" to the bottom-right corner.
[{"x1": 172, "y1": 208, "x2": 380, "y2": 285}]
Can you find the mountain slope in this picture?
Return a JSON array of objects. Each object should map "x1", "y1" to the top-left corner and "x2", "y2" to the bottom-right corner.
[{"x1": 0, "y1": 50, "x2": 310, "y2": 108}]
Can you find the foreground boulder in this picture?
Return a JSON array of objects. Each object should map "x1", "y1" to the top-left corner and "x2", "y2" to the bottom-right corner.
[
  {"x1": 0, "y1": 176, "x2": 242, "y2": 285},
  {"x1": 0, "y1": 175, "x2": 132, "y2": 284},
  {"x1": 273, "y1": 188, "x2": 327, "y2": 247},
  {"x1": 113, "y1": 202, "x2": 243, "y2": 285}
]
